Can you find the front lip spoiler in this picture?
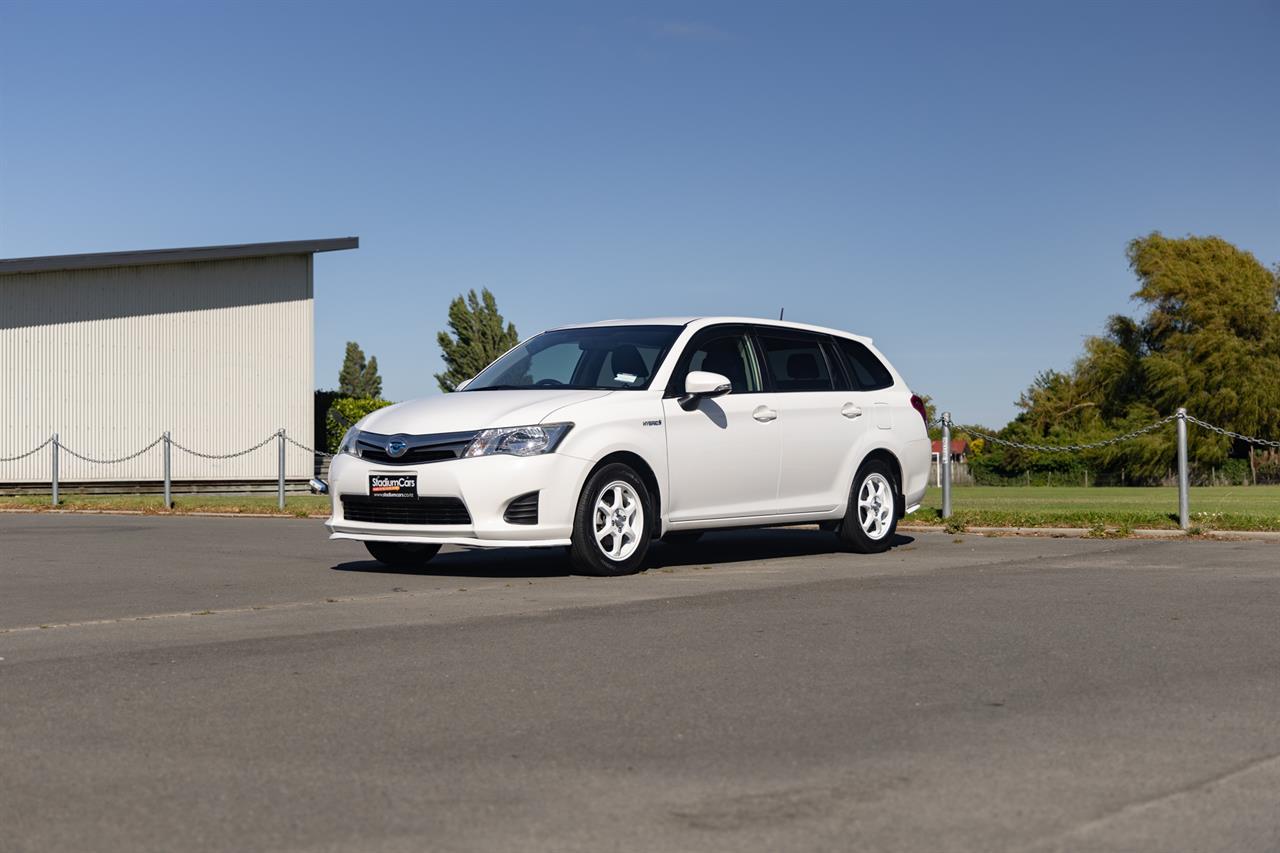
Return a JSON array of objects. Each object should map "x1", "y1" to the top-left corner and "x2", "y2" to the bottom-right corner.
[{"x1": 328, "y1": 529, "x2": 571, "y2": 549}]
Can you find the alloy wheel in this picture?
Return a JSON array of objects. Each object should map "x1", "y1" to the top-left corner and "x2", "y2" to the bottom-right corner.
[
  {"x1": 857, "y1": 472, "x2": 894, "y2": 540},
  {"x1": 593, "y1": 480, "x2": 644, "y2": 561}
]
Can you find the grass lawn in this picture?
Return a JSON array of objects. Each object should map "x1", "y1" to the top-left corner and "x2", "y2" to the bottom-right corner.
[
  {"x1": 905, "y1": 485, "x2": 1280, "y2": 531},
  {"x1": 4, "y1": 486, "x2": 1280, "y2": 532},
  {"x1": 0, "y1": 494, "x2": 331, "y2": 517}
]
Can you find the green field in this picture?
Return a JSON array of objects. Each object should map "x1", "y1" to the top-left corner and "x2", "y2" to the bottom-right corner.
[
  {"x1": 5, "y1": 485, "x2": 1280, "y2": 532},
  {"x1": 905, "y1": 485, "x2": 1280, "y2": 531},
  {"x1": 0, "y1": 494, "x2": 331, "y2": 517}
]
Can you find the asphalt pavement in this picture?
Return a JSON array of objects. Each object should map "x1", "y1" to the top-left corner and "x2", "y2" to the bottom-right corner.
[{"x1": 2, "y1": 513, "x2": 1278, "y2": 853}]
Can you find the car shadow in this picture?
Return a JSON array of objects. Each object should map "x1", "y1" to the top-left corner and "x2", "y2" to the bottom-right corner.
[{"x1": 330, "y1": 528, "x2": 915, "y2": 579}]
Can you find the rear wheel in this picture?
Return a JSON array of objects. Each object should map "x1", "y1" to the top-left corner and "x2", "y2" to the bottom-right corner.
[
  {"x1": 364, "y1": 541, "x2": 441, "y2": 568},
  {"x1": 569, "y1": 463, "x2": 654, "y2": 576},
  {"x1": 836, "y1": 460, "x2": 898, "y2": 554}
]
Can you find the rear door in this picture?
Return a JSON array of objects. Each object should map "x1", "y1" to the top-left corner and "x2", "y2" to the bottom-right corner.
[
  {"x1": 755, "y1": 328, "x2": 872, "y2": 514},
  {"x1": 661, "y1": 325, "x2": 782, "y2": 523},
  {"x1": 832, "y1": 336, "x2": 898, "y2": 432}
]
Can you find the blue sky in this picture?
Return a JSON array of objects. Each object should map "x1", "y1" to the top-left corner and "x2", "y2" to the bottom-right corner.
[{"x1": 2, "y1": 0, "x2": 1276, "y2": 426}]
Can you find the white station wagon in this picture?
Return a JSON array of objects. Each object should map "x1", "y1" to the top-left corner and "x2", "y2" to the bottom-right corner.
[{"x1": 320, "y1": 317, "x2": 931, "y2": 575}]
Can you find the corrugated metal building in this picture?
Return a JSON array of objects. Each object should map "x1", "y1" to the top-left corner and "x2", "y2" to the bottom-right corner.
[{"x1": 0, "y1": 238, "x2": 357, "y2": 489}]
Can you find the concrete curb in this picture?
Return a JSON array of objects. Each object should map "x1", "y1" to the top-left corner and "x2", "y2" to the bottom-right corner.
[{"x1": 899, "y1": 524, "x2": 1280, "y2": 542}]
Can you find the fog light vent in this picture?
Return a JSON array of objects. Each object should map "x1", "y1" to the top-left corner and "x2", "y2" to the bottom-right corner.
[{"x1": 504, "y1": 491, "x2": 539, "y2": 525}]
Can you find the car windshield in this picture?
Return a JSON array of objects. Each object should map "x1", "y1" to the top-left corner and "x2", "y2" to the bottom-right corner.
[{"x1": 464, "y1": 325, "x2": 684, "y2": 391}]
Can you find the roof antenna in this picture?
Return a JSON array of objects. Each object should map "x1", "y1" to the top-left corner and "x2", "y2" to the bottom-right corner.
[{"x1": 779, "y1": 307, "x2": 785, "y2": 320}]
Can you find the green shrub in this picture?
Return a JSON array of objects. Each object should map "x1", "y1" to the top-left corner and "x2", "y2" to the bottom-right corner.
[{"x1": 325, "y1": 397, "x2": 394, "y2": 452}]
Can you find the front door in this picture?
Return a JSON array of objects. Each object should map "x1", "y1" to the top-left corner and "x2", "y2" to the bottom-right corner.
[{"x1": 662, "y1": 329, "x2": 782, "y2": 523}]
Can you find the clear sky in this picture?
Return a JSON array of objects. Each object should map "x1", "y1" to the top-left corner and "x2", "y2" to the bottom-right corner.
[{"x1": 2, "y1": 1, "x2": 1276, "y2": 427}]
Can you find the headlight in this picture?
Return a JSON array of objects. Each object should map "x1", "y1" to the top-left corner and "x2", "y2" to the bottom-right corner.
[
  {"x1": 463, "y1": 423, "x2": 572, "y2": 458},
  {"x1": 339, "y1": 426, "x2": 362, "y2": 457}
]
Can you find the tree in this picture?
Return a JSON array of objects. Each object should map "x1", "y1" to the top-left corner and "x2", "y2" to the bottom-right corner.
[
  {"x1": 435, "y1": 289, "x2": 520, "y2": 392},
  {"x1": 338, "y1": 341, "x2": 382, "y2": 398},
  {"x1": 993, "y1": 233, "x2": 1280, "y2": 481}
]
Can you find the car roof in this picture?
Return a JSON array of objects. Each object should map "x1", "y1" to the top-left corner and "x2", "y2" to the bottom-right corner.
[{"x1": 548, "y1": 316, "x2": 874, "y2": 345}]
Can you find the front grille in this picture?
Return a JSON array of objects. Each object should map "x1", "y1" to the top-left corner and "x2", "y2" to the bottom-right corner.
[
  {"x1": 504, "y1": 491, "x2": 539, "y2": 525},
  {"x1": 359, "y1": 446, "x2": 461, "y2": 465},
  {"x1": 354, "y1": 430, "x2": 478, "y2": 466},
  {"x1": 340, "y1": 495, "x2": 472, "y2": 525}
]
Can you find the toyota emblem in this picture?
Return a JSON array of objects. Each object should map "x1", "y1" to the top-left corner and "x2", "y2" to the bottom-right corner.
[{"x1": 386, "y1": 436, "x2": 409, "y2": 458}]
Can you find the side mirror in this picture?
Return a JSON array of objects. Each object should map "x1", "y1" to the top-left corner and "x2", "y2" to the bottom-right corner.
[{"x1": 682, "y1": 371, "x2": 732, "y2": 403}]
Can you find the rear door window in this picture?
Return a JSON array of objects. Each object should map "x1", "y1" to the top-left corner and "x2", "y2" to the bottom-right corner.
[{"x1": 756, "y1": 333, "x2": 836, "y2": 392}]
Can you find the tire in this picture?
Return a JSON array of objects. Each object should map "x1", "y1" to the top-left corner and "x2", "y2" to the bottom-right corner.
[
  {"x1": 364, "y1": 541, "x2": 441, "y2": 568},
  {"x1": 661, "y1": 531, "x2": 703, "y2": 546},
  {"x1": 836, "y1": 459, "x2": 899, "y2": 554},
  {"x1": 569, "y1": 462, "x2": 654, "y2": 576}
]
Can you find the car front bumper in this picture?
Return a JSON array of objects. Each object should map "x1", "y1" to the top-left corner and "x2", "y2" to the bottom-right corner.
[{"x1": 324, "y1": 451, "x2": 593, "y2": 548}]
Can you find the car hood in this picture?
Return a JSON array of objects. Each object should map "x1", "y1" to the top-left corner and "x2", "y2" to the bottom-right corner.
[{"x1": 358, "y1": 389, "x2": 614, "y2": 435}]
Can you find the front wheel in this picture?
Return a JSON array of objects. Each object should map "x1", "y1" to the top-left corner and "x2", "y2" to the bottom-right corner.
[
  {"x1": 569, "y1": 463, "x2": 654, "y2": 576},
  {"x1": 836, "y1": 460, "x2": 899, "y2": 554},
  {"x1": 364, "y1": 541, "x2": 441, "y2": 568}
]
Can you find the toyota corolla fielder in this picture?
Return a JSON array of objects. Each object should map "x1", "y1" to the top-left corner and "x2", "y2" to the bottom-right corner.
[{"x1": 320, "y1": 317, "x2": 931, "y2": 576}]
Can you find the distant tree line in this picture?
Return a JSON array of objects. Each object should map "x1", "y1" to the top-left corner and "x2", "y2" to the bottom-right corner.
[{"x1": 970, "y1": 233, "x2": 1280, "y2": 485}]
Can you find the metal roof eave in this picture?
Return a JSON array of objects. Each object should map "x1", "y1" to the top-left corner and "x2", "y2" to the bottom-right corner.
[{"x1": 0, "y1": 237, "x2": 359, "y2": 276}]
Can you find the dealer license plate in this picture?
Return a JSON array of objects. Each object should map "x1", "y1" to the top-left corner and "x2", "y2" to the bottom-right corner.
[{"x1": 369, "y1": 474, "x2": 417, "y2": 498}]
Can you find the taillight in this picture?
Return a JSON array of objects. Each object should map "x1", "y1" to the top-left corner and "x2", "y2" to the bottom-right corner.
[{"x1": 910, "y1": 394, "x2": 928, "y2": 425}]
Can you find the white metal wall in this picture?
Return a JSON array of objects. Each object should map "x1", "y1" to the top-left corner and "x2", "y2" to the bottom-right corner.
[{"x1": 1, "y1": 255, "x2": 314, "y2": 482}]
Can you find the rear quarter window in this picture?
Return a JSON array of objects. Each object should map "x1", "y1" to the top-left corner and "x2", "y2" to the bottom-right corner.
[{"x1": 836, "y1": 338, "x2": 894, "y2": 391}]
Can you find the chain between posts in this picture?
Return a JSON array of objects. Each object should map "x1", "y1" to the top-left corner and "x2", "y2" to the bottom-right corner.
[
  {"x1": 930, "y1": 410, "x2": 1279, "y2": 530},
  {"x1": 931, "y1": 413, "x2": 1278, "y2": 452},
  {"x1": 1183, "y1": 415, "x2": 1280, "y2": 449},
  {"x1": 168, "y1": 433, "x2": 279, "y2": 460},
  {"x1": 944, "y1": 414, "x2": 1179, "y2": 453},
  {"x1": 8, "y1": 415, "x2": 1274, "y2": 467},
  {"x1": 283, "y1": 434, "x2": 333, "y2": 458},
  {"x1": 55, "y1": 435, "x2": 166, "y2": 464},
  {"x1": 0, "y1": 436, "x2": 55, "y2": 462},
  {"x1": 3, "y1": 432, "x2": 316, "y2": 466}
]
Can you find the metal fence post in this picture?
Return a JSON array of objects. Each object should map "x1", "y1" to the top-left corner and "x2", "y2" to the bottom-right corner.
[
  {"x1": 940, "y1": 413, "x2": 952, "y2": 520},
  {"x1": 163, "y1": 431, "x2": 172, "y2": 509},
  {"x1": 1176, "y1": 407, "x2": 1189, "y2": 529},
  {"x1": 278, "y1": 428, "x2": 286, "y2": 511},
  {"x1": 51, "y1": 433, "x2": 59, "y2": 507}
]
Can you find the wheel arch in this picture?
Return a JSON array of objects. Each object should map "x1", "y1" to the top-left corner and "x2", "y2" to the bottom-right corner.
[
  {"x1": 582, "y1": 450, "x2": 664, "y2": 535},
  {"x1": 857, "y1": 447, "x2": 907, "y2": 518}
]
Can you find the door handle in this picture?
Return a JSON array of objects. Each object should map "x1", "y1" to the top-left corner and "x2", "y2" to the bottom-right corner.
[
  {"x1": 842, "y1": 403, "x2": 863, "y2": 419},
  {"x1": 752, "y1": 406, "x2": 778, "y2": 423}
]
